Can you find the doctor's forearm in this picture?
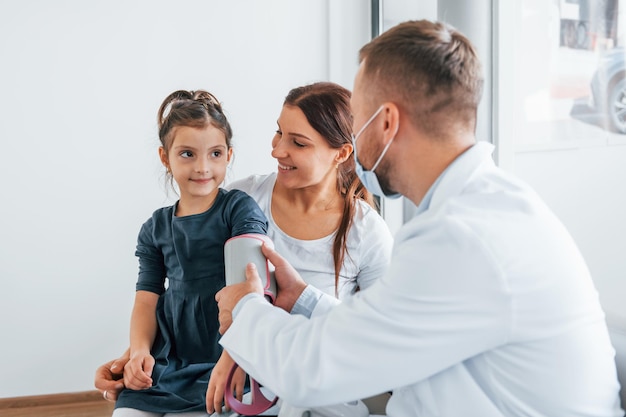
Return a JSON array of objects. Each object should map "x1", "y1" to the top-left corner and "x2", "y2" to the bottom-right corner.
[{"x1": 220, "y1": 296, "x2": 371, "y2": 407}]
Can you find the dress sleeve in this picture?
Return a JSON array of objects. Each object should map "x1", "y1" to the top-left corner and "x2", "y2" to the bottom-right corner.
[
  {"x1": 226, "y1": 190, "x2": 268, "y2": 237},
  {"x1": 134, "y1": 217, "x2": 166, "y2": 295}
]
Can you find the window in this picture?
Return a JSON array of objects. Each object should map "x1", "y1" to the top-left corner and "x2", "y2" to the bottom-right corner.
[{"x1": 497, "y1": 0, "x2": 626, "y2": 320}]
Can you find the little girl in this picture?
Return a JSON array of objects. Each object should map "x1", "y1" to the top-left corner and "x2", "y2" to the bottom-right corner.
[{"x1": 113, "y1": 90, "x2": 268, "y2": 416}]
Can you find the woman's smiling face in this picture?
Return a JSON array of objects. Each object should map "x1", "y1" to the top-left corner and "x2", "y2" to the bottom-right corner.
[{"x1": 271, "y1": 105, "x2": 341, "y2": 190}]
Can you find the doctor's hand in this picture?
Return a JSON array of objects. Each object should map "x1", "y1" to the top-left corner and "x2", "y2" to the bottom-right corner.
[
  {"x1": 260, "y1": 243, "x2": 307, "y2": 313},
  {"x1": 216, "y1": 262, "x2": 264, "y2": 334}
]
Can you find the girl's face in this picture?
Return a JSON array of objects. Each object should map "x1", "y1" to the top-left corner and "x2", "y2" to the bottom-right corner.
[
  {"x1": 271, "y1": 105, "x2": 349, "y2": 191},
  {"x1": 159, "y1": 124, "x2": 232, "y2": 208}
]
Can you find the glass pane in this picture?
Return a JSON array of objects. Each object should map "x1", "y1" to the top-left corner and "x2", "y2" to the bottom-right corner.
[
  {"x1": 501, "y1": 0, "x2": 626, "y2": 320},
  {"x1": 518, "y1": 0, "x2": 626, "y2": 150}
]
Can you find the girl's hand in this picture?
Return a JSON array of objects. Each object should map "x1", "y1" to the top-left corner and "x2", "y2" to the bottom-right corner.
[
  {"x1": 123, "y1": 351, "x2": 154, "y2": 390},
  {"x1": 206, "y1": 351, "x2": 246, "y2": 414}
]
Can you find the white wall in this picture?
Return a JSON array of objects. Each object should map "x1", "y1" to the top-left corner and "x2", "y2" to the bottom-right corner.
[
  {"x1": 3, "y1": 0, "x2": 623, "y2": 401},
  {"x1": 0, "y1": 0, "x2": 369, "y2": 397}
]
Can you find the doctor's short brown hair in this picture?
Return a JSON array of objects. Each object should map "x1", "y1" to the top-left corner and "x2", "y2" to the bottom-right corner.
[{"x1": 359, "y1": 19, "x2": 484, "y2": 140}]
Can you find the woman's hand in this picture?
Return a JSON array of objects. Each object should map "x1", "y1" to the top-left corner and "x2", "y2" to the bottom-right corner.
[
  {"x1": 94, "y1": 349, "x2": 129, "y2": 402},
  {"x1": 206, "y1": 351, "x2": 246, "y2": 414}
]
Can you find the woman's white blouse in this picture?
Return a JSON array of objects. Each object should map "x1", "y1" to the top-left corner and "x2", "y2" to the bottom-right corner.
[{"x1": 227, "y1": 172, "x2": 394, "y2": 300}]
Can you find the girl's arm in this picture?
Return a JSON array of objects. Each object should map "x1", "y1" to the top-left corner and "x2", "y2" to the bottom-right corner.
[
  {"x1": 124, "y1": 290, "x2": 159, "y2": 390},
  {"x1": 207, "y1": 191, "x2": 266, "y2": 412}
]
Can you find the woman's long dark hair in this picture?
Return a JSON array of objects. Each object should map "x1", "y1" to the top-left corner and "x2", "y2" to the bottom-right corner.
[{"x1": 284, "y1": 82, "x2": 376, "y2": 296}]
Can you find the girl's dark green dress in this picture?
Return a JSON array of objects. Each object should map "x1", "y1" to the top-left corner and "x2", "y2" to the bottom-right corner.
[{"x1": 115, "y1": 189, "x2": 267, "y2": 413}]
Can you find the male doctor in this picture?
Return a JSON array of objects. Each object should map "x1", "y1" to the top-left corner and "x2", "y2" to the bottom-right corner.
[{"x1": 215, "y1": 20, "x2": 624, "y2": 416}]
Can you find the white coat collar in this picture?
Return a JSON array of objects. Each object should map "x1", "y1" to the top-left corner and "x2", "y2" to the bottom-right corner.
[{"x1": 414, "y1": 141, "x2": 495, "y2": 215}]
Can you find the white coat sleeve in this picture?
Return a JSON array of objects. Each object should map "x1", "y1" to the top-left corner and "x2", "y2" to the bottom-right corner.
[{"x1": 219, "y1": 217, "x2": 511, "y2": 408}]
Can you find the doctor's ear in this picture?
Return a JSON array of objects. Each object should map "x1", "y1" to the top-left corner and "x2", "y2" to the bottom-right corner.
[{"x1": 381, "y1": 103, "x2": 401, "y2": 143}]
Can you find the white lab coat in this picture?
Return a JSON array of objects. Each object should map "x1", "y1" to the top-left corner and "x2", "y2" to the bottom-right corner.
[{"x1": 221, "y1": 142, "x2": 624, "y2": 417}]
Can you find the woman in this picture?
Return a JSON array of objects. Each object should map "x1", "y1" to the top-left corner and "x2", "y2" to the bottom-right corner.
[
  {"x1": 95, "y1": 82, "x2": 393, "y2": 415},
  {"x1": 226, "y1": 82, "x2": 390, "y2": 299}
]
